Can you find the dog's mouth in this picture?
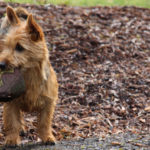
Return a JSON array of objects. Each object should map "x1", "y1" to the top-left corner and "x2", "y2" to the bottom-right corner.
[
  {"x1": 0, "y1": 67, "x2": 14, "y2": 74},
  {"x1": 0, "y1": 63, "x2": 22, "y2": 72}
]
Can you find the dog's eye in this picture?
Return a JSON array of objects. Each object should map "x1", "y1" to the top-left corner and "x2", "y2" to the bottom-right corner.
[
  {"x1": 15, "y1": 43, "x2": 24, "y2": 52},
  {"x1": 20, "y1": 14, "x2": 28, "y2": 20}
]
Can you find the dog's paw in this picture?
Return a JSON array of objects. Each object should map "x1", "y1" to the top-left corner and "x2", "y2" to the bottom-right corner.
[
  {"x1": 5, "y1": 136, "x2": 20, "y2": 147},
  {"x1": 43, "y1": 136, "x2": 56, "y2": 145}
]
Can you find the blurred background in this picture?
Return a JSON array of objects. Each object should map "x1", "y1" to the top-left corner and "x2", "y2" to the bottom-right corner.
[{"x1": 4, "y1": 0, "x2": 150, "y2": 8}]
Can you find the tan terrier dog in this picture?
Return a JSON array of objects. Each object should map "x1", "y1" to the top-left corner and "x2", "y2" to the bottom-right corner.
[{"x1": 0, "y1": 6, "x2": 58, "y2": 146}]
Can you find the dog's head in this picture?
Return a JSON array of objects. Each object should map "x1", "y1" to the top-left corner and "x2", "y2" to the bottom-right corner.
[{"x1": 0, "y1": 6, "x2": 49, "y2": 70}]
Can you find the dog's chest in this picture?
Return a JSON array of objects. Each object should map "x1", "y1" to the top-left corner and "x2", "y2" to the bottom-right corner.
[{"x1": 21, "y1": 68, "x2": 45, "y2": 111}]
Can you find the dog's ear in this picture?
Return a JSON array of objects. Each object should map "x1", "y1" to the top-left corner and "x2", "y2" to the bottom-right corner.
[
  {"x1": 26, "y1": 14, "x2": 44, "y2": 41},
  {"x1": 6, "y1": 6, "x2": 20, "y2": 25}
]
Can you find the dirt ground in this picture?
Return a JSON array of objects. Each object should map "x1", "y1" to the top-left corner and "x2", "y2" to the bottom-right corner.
[{"x1": 0, "y1": 2, "x2": 149, "y2": 149}]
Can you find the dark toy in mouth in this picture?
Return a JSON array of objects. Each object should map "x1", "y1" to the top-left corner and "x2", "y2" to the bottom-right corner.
[{"x1": 0, "y1": 68, "x2": 25, "y2": 102}]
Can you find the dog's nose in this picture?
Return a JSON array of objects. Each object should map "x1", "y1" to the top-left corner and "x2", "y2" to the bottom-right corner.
[{"x1": 0, "y1": 62, "x2": 6, "y2": 70}]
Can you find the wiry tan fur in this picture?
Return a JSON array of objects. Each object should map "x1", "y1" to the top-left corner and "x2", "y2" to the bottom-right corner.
[{"x1": 0, "y1": 6, "x2": 58, "y2": 146}]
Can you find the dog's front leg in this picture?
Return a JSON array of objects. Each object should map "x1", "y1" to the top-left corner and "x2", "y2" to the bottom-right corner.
[
  {"x1": 37, "y1": 96, "x2": 56, "y2": 145},
  {"x1": 3, "y1": 102, "x2": 23, "y2": 146}
]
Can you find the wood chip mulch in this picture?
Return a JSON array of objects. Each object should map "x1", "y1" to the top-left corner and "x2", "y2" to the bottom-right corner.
[{"x1": 0, "y1": 2, "x2": 149, "y2": 144}]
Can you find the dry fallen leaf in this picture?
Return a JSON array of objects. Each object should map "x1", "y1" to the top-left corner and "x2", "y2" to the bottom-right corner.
[
  {"x1": 144, "y1": 106, "x2": 150, "y2": 112},
  {"x1": 139, "y1": 118, "x2": 146, "y2": 123},
  {"x1": 111, "y1": 141, "x2": 122, "y2": 146}
]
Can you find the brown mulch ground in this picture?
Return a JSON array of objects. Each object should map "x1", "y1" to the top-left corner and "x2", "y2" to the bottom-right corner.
[{"x1": 0, "y1": 2, "x2": 150, "y2": 144}]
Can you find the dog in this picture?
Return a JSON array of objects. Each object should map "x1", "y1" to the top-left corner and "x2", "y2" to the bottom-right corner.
[{"x1": 0, "y1": 6, "x2": 58, "y2": 146}]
